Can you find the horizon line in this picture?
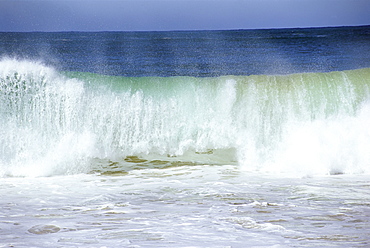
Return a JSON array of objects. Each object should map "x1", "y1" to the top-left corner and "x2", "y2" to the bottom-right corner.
[{"x1": 1, "y1": 24, "x2": 369, "y2": 33}]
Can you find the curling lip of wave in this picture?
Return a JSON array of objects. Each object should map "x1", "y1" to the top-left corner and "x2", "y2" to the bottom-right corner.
[{"x1": 1, "y1": 59, "x2": 370, "y2": 177}]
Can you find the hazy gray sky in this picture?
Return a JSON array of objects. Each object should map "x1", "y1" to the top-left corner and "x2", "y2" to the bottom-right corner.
[{"x1": 1, "y1": 0, "x2": 370, "y2": 31}]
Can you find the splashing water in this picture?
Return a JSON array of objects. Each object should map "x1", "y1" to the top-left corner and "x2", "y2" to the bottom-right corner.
[{"x1": 1, "y1": 59, "x2": 370, "y2": 177}]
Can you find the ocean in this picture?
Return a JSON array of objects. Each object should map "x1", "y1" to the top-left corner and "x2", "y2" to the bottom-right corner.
[{"x1": 1, "y1": 26, "x2": 370, "y2": 247}]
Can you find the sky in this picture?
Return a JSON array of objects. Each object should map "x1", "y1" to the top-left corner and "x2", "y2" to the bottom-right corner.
[{"x1": 1, "y1": 0, "x2": 370, "y2": 32}]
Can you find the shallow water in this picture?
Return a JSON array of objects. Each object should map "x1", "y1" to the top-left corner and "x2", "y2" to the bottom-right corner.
[{"x1": 1, "y1": 165, "x2": 370, "y2": 247}]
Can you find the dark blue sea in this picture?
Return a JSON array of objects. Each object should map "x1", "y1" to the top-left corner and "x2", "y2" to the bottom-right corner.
[
  {"x1": 1, "y1": 26, "x2": 370, "y2": 247},
  {"x1": 1, "y1": 25, "x2": 370, "y2": 76}
]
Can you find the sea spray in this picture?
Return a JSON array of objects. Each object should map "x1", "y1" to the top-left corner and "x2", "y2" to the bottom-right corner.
[
  {"x1": 1, "y1": 59, "x2": 370, "y2": 177},
  {"x1": 0, "y1": 59, "x2": 96, "y2": 176},
  {"x1": 234, "y1": 71, "x2": 370, "y2": 175}
]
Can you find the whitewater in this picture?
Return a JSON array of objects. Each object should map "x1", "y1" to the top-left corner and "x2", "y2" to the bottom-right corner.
[
  {"x1": 1, "y1": 27, "x2": 370, "y2": 247},
  {"x1": 2, "y1": 59, "x2": 370, "y2": 177},
  {"x1": 1, "y1": 58, "x2": 370, "y2": 247}
]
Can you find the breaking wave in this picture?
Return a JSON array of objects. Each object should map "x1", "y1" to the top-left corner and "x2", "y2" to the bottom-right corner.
[{"x1": 1, "y1": 59, "x2": 370, "y2": 177}]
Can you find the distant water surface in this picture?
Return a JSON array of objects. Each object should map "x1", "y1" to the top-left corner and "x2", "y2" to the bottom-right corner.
[{"x1": 1, "y1": 25, "x2": 370, "y2": 76}]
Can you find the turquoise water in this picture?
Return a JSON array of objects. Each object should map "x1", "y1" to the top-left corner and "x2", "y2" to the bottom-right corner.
[{"x1": 1, "y1": 59, "x2": 370, "y2": 177}]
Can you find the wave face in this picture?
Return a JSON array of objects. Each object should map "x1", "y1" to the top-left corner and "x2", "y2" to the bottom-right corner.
[{"x1": 1, "y1": 59, "x2": 370, "y2": 177}]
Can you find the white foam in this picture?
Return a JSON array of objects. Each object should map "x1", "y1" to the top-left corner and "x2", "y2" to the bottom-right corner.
[
  {"x1": 1, "y1": 59, "x2": 370, "y2": 177},
  {"x1": 240, "y1": 100, "x2": 370, "y2": 177}
]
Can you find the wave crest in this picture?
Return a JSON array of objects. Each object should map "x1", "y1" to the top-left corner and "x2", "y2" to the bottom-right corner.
[{"x1": 1, "y1": 59, "x2": 370, "y2": 177}]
